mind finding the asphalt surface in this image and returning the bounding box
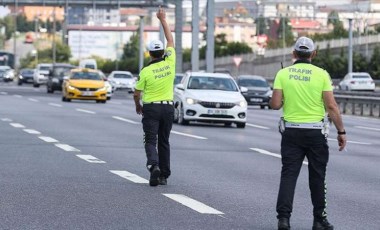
[0,82,379,230]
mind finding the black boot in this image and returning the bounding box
[278,218,290,230]
[149,166,160,187]
[159,177,167,185]
[312,218,334,230]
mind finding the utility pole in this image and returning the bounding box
[282,17,286,64]
[206,0,215,72]
[191,0,199,71]
[138,15,144,71]
[52,5,56,64]
[13,0,18,69]
[175,0,183,73]
[348,18,353,74]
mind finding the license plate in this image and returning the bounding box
[208,109,227,115]
[81,91,94,96]
[250,98,263,102]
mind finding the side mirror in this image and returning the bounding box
[175,83,185,91]
[240,86,248,93]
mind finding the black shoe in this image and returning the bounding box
[149,166,160,187]
[159,177,167,185]
[278,218,290,230]
[312,218,334,230]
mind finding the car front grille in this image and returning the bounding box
[199,101,235,109]
[77,87,98,91]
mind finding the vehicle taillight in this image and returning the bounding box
[350,81,355,84]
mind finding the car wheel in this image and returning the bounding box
[178,105,189,125]
[33,83,40,88]
[62,96,66,102]
[18,81,22,86]
[173,107,179,123]
[236,122,246,128]
[47,87,54,93]
[107,97,111,100]
[260,105,265,109]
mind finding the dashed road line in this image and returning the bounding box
[112,116,139,124]
[110,170,149,184]
[76,155,106,163]
[355,126,380,132]
[28,98,39,102]
[10,123,25,128]
[49,103,62,107]
[76,108,96,114]
[39,136,59,143]
[246,123,270,129]
[250,148,308,165]
[0,92,8,95]
[163,194,224,215]
[23,129,41,134]
[171,130,208,140]
[55,144,80,152]
[1,118,12,122]
[13,94,23,98]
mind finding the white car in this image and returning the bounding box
[107,71,135,93]
[33,63,52,87]
[97,70,114,100]
[174,72,248,128]
[338,72,375,91]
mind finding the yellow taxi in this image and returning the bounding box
[62,68,107,103]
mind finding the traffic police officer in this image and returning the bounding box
[133,7,175,187]
[270,36,347,230]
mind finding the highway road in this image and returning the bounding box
[0,82,379,230]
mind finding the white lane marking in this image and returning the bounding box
[0,92,8,95]
[39,136,59,143]
[55,144,80,152]
[23,129,41,134]
[76,155,106,163]
[76,108,96,114]
[163,194,224,215]
[112,116,139,124]
[13,94,23,98]
[110,170,148,184]
[10,123,25,128]
[171,130,208,140]
[250,148,308,165]
[1,118,12,122]
[28,98,39,102]
[327,138,371,145]
[246,123,270,129]
[355,126,380,132]
[49,103,62,107]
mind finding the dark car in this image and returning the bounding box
[18,68,35,85]
[47,63,76,93]
[174,73,184,85]
[237,75,273,109]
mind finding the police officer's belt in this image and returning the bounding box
[285,122,323,129]
[144,101,173,105]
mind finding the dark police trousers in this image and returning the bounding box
[142,103,174,178]
[276,128,329,220]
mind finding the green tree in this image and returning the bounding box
[369,46,380,79]
[122,33,139,59]
[277,17,294,47]
[255,15,267,35]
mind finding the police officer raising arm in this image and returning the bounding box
[133,6,175,187]
[270,37,346,230]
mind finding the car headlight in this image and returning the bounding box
[19,75,23,79]
[265,90,273,97]
[97,86,107,91]
[186,98,199,105]
[68,85,76,90]
[237,100,247,107]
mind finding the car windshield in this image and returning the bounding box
[114,73,133,79]
[21,69,34,74]
[174,75,183,85]
[352,75,370,79]
[54,67,73,78]
[40,66,51,71]
[0,69,7,76]
[84,64,95,69]
[239,78,268,87]
[71,72,102,80]
[187,76,238,91]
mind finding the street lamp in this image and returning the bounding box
[13,0,18,69]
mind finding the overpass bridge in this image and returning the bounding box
[0,0,166,7]
[185,34,380,79]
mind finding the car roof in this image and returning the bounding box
[71,68,99,73]
[187,72,232,79]
[53,63,76,68]
[111,71,132,74]
[237,75,267,80]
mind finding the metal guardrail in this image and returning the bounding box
[0,0,166,7]
[335,95,380,117]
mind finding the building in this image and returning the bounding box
[10,6,64,21]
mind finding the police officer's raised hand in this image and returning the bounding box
[337,133,347,151]
[156,6,166,21]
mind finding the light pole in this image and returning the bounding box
[13,0,18,69]
[348,18,353,74]
[139,15,144,71]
